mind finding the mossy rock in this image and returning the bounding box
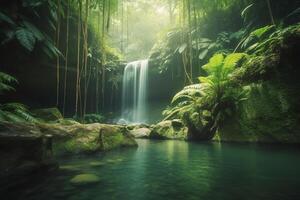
[70,174,100,186]
[51,124,137,156]
[150,120,188,140]
[57,119,80,126]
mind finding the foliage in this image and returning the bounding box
[0,2,60,57]
[163,53,250,136]
[0,72,18,94]
[0,72,37,123]
[0,103,37,123]
[82,114,105,124]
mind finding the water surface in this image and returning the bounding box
[9,139,300,200]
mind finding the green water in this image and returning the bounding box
[9,140,300,200]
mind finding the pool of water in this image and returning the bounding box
[7,139,300,200]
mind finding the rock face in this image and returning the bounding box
[214,31,300,144]
[149,119,188,140]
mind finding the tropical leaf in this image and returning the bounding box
[202,54,224,74]
[15,28,36,51]
[0,72,18,83]
[23,21,44,41]
[250,25,275,39]
[0,11,15,25]
[178,43,187,54]
[223,53,246,70]
[241,4,253,18]
[199,49,209,60]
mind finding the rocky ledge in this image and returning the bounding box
[0,120,137,191]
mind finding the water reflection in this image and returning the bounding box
[6,140,300,200]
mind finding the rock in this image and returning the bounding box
[0,126,58,191]
[31,107,63,122]
[70,174,100,186]
[129,128,151,138]
[0,121,137,157]
[106,158,123,164]
[126,123,150,130]
[150,119,188,140]
[57,118,80,126]
[89,161,105,167]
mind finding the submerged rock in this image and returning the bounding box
[70,174,100,186]
[89,161,105,167]
[149,119,188,140]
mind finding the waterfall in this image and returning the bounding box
[121,59,149,124]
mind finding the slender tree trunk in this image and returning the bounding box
[102,0,107,109]
[63,0,70,116]
[75,1,82,116]
[83,0,89,117]
[121,0,124,53]
[187,0,193,83]
[96,9,101,114]
[266,0,275,25]
[126,2,129,54]
[56,0,61,107]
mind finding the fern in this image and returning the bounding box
[0,11,15,25]
[23,21,44,41]
[0,72,17,93]
[223,53,247,70]
[15,28,36,51]
[0,103,38,123]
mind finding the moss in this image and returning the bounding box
[216,81,300,143]
[150,120,188,140]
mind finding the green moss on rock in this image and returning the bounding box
[150,120,188,140]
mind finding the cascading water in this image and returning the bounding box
[121,59,149,124]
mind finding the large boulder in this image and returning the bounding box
[149,119,188,140]
[0,121,137,157]
[129,128,151,138]
[36,123,137,156]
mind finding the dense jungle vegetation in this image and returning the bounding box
[1,0,300,199]
[1,0,299,141]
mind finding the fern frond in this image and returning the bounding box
[0,11,15,25]
[0,72,18,83]
[223,53,247,70]
[16,28,36,51]
[203,54,224,74]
